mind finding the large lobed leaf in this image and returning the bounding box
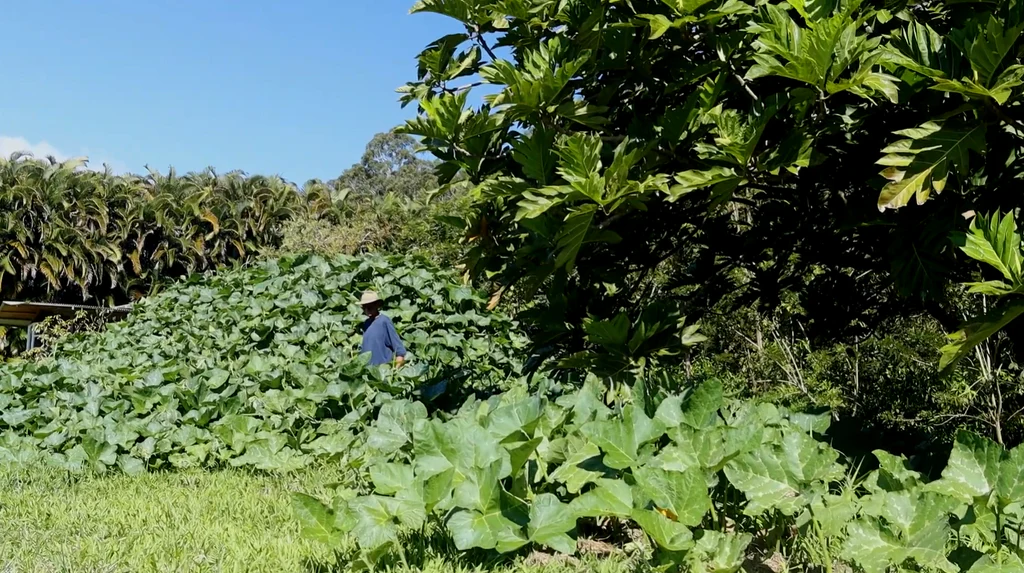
[960,211,1024,293]
[633,465,711,527]
[876,122,986,211]
[927,430,1024,510]
[843,492,959,573]
[939,300,1024,372]
[581,404,665,470]
[724,428,844,516]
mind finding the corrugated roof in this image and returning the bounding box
[0,301,132,327]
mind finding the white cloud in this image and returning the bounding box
[0,135,128,174]
[0,136,66,161]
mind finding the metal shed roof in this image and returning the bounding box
[0,301,133,327]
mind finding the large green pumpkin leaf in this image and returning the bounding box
[549,439,610,493]
[843,520,915,573]
[843,491,959,573]
[570,478,634,518]
[366,400,428,455]
[681,379,723,430]
[66,437,118,472]
[414,417,508,484]
[956,500,999,549]
[447,508,529,553]
[117,455,146,476]
[997,445,1024,510]
[507,437,542,477]
[229,441,308,472]
[486,396,543,441]
[873,450,922,491]
[669,422,762,474]
[558,377,612,427]
[927,430,1004,503]
[453,459,505,513]
[370,463,416,496]
[581,404,665,470]
[724,429,843,515]
[924,430,1024,510]
[633,466,711,527]
[632,508,694,551]
[291,493,344,547]
[803,491,859,538]
[654,395,685,429]
[527,493,577,554]
[348,494,426,552]
[688,530,753,573]
[968,554,1024,573]
[784,409,831,435]
[649,442,700,474]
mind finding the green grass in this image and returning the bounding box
[0,465,340,573]
[0,465,637,573]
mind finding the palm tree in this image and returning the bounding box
[0,153,320,307]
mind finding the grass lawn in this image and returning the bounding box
[0,465,636,573]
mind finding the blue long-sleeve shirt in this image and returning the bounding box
[360,314,406,366]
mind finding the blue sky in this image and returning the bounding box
[0,1,461,182]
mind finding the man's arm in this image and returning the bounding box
[385,318,407,366]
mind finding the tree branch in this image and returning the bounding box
[746,182,797,196]
[597,211,628,230]
[443,81,484,94]
[729,61,758,102]
[472,28,499,62]
[987,101,1024,136]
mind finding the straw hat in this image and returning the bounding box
[359,290,382,305]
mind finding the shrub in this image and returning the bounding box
[296,379,1024,573]
[271,192,468,271]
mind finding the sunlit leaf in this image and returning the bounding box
[877,122,986,211]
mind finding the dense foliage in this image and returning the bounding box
[695,305,968,448]
[0,255,530,472]
[296,380,1024,572]
[9,3,1024,572]
[272,189,469,271]
[21,310,117,359]
[942,211,1024,370]
[335,131,439,199]
[285,2,1024,566]
[0,133,456,355]
[0,155,325,305]
[268,129,468,279]
[398,0,1024,382]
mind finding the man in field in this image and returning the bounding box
[359,290,406,367]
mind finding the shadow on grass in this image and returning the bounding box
[301,525,651,573]
[302,526,513,572]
